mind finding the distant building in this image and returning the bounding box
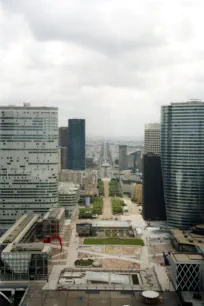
[59,127,68,169]
[120,174,142,196]
[119,145,128,171]
[59,169,85,186]
[161,101,204,228]
[67,119,85,170]
[0,104,58,228]
[144,123,160,155]
[131,183,142,205]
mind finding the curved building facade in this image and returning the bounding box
[161,101,204,228]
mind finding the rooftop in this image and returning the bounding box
[0,215,39,245]
[171,253,203,263]
[91,220,130,228]
[43,207,65,221]
[58,182,80,194]
[170,227,204,253]
[2,242,51,254]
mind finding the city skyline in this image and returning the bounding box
[1,1,204,138]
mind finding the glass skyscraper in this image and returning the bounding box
[161,101,204,228]
[67,119,85,170]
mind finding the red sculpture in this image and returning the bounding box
[43,234,62,252]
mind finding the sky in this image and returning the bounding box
[0,0,204,139]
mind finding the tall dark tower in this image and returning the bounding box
[67,119,85,170]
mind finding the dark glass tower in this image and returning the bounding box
[67,119,85,170]
[161,101,204,229]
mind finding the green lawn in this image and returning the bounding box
[83,238,144,246]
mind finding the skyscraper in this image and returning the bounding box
[0,104,58,228]
[119,145,128,171]
[161,101,204,228]
[59,127,68,170]
[67,119,85,170]
[144,123,160,155]
[142,123,166,221]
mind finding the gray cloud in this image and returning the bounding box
[0,0,204,139]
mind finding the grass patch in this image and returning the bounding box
[79,197,103,218]
[84,238,144,246]
[75,259,94,266]
[111,197,125,214]
[109,179,122,197]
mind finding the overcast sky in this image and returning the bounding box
[0,0,204,139]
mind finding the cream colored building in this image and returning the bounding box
[131,183,142,204]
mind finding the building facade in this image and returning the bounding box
[144,123,160,155]
[119,145,128,171]
[142,122,166,221]
[67,119,85,170]
[0,104,58,228]
[59,127,68,170]
[161,101,204,228]
[142,155,166,221]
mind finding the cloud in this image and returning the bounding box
[0,0,204,139]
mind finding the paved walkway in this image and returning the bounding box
[101,178,113,219]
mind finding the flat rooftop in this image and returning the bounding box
[172,253,203,263]
[2,242,51,254]
[170,228,204,253]
[91,220,130,228]
[0,215,39,244]
[43,207,65,221]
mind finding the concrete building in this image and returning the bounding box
[144,123,160,155]
[161,101,204,228]
[67,119,85,170]
[58,182,80,217]
[119,145,128,171]
[59,169,85,186]
[0,104,58,228]
[119,174,142,196]
[60,147,68,170]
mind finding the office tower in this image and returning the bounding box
[0,104,59,228]
[119,145,128,171]
[59,127,68,170]
[144,123,160,155]
[59,127,68,148]
[142,123,166,221]
[161,101,204,228]
[67,119,85,170]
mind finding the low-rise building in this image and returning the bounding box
[169,252,204,291]
[0,243,52,281]
[120,174,142,196]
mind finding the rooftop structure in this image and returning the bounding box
[42,208,65,235]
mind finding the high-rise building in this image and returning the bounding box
[143,154,166,221]
[67,119,85,170]
[119,145,128,171]
[59,127,68,170]
[59,127,68,148]
[161,101,204,228]
[142,123,166,221]
[144,123,160,155]
[0,104,58,228]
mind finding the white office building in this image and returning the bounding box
[0,104,58,228]
[144,123,160,155]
